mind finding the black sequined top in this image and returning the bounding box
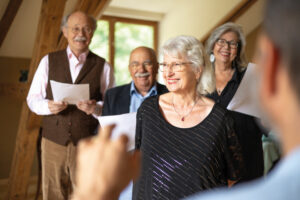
[133,96,244,200]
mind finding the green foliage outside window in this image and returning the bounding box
[90,20,154,86]
[90,20,109,61]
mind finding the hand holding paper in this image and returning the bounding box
[98,113,137,151]
[76,100,99,115]
[50,80,90,104]
[48,100,68,114]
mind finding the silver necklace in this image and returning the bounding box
[172,95,199,121]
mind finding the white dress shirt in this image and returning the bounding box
[27,46,115,115]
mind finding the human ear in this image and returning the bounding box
[62,27,68,38]
[195,66,202,80]
[261,36,280,97]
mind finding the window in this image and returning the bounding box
[90,16,158,86]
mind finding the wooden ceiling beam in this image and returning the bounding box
[0,0,23,47]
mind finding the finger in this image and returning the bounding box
[99,124,116,141]
[53,101,64,105]
[131,150,141,181]
[117,134,129,151]
[89,100,96,105]
[77,137,93,152]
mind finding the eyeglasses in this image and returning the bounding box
[68,26,93,34]
[158,62,192,72]
[129,61,153,69]
[216,39,239,49]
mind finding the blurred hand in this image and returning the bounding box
[48,100,68,114]
[76,100,100,115]
[73,125,141,200]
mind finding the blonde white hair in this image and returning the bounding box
[205,22,247,71]
[161,35,215,95]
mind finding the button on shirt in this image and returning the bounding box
[129,81,158,112]
[27,46,115,115]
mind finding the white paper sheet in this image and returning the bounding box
[50,80,89,104]
[227,63,261,118]
[98,112,137,151]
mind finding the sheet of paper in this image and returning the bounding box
[98,112,137,151]
[50,80,89,104]
[227,63,262,118]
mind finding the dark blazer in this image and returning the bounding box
[102,82,168,116]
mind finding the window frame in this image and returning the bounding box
[99,15,158,68]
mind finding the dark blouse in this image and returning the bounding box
[207,66,264,182]
[133,96,244,200]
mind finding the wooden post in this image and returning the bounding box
[6,0,67,199]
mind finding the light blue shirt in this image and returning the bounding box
[129,81,158,112]
[119,81,158,200]
[185,147,300,200]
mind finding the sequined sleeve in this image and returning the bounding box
[223,113,245,181]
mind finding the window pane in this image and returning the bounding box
[90,20,109,61]
[114,22,154,85]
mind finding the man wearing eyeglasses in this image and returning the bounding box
[102,46,167,116]
[27,11,114,200]
[102,46,167,200]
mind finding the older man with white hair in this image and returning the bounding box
[27,11,114,200]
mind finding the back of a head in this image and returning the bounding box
[264,0,300,102]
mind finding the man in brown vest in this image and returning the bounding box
[27,11,114,200]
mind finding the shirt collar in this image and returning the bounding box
[66,46,89,63]
[228,65,245,84]
[130,81,158,97]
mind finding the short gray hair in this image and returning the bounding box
[161,35,215,95]
[205,22,247,71]
[61,11,97,31]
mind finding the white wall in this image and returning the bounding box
[235,0,265,36]
[159,0,242,46]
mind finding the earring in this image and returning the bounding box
[210,53,215,63]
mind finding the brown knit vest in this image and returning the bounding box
[42,49,105,145]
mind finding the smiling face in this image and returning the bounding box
[162,54,201,94]
[62,11,94,57]
[213,31,239,66]
[129,47,158,96]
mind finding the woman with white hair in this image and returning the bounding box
[205,22,265,182]
[133,35,244,199]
